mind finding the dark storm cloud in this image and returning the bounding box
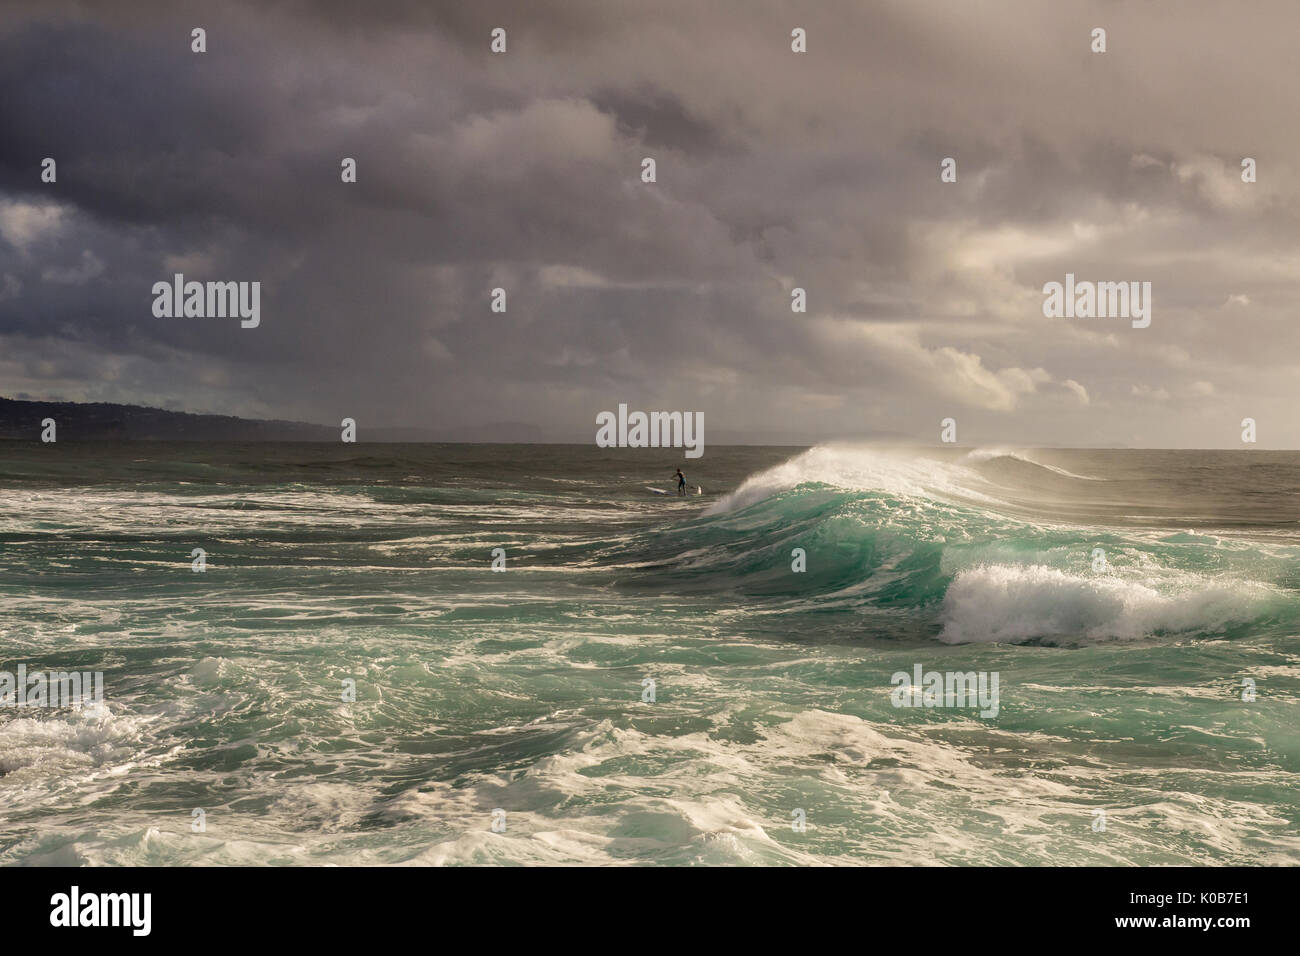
[590,86,731,156]
[2,0,1300,444]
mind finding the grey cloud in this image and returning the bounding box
[2,0,1299,445]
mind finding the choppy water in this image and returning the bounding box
[1,441,1298,865]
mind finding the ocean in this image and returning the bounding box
[1,442,1297,865]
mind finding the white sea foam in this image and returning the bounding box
[940,563,1279,643]
[706,444,992,515]
[0,703,156,784]
[706,443,1114,518]
[5,446,1298,868]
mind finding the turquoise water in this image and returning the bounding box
[1,442,1298,865]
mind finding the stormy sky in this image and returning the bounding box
[2,0,1298,446]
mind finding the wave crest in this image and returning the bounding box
[705,444,990,515]
[939,564,1279,644]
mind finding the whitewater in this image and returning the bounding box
[1,441,1297,865]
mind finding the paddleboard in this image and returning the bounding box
[645,487,670,495]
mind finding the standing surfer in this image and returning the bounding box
[675,468,687,496]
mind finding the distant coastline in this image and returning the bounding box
[0,397,806,444]
[0,396,557,442]
[0,396,338,442]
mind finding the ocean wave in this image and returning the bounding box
[705,444,995,515]
[660,444,1298,642]
[939,564,1282,644]
[705,443,1105,518]
[959,447,1104,481]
